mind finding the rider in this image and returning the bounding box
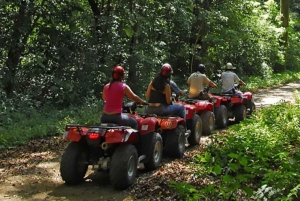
[221,62,246,96]
[101,66,147,129]
[187,64,217,100]
[145,63,186,121]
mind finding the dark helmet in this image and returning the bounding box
[161,63,173,77]
[195,64,206,73]
[112,66,124,79]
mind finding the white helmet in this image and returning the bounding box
[226,62,236,70]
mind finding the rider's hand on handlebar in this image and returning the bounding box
[141,101,148,105]
[210,82,217,88]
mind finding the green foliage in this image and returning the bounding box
[243,71,300,92]
[1,0,300,107]
[171,96,300,200]
[0,93,103,149]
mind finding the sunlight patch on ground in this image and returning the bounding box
[258,97,285,105]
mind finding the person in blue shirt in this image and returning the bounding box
[170,80,188,101]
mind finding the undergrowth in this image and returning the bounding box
[0,95,103,149]
[171,93,300,200]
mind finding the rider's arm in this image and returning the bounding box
[234,73,246,86]
[187,76,191,86]
[170,80,187,96]
[204,76,217,88]
[209,80,217,88]
[239,80,246,86]
[165,84,172,104]
[124,85,147,104]
[102,86,106,101]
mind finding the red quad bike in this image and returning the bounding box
[145,98,190,158]
[177,98,215,137]
[152,115,190,158]
[60,102,163,190]
[210,93,229,129]
[210,72,256,124]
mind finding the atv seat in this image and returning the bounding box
[99,123,119,127]
[155,115,181,119]
[139,113,158,118]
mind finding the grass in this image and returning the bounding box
[171,95,300,200]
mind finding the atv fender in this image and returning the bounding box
[138,117,157,135]
[105,129,139,144]
[159,117,184,130]
[212,96,222,107]
[184,105,195,120]
[243,92,253,100]
[195,101,214,112]
[230,96,243,104]
[64,127,89,142]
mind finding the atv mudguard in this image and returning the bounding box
[105,128,139,144]
[194,101,214,112]
[243,92,253,100]
[184,104,195,120]
[138,117,158,135]
[158,117,184,130]
[64,127,89,142]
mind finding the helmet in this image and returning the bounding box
[112,66,124,79]
[196,64,206,73]
[225,62,236,70]
[161,63,173,77]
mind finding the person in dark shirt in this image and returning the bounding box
[145,63,185,120]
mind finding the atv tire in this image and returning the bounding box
[200,111,215,135]
[234,105,247,123]
[144,132,163,171]
[60,142,89,185]
[164,125,186,158]
[247,99,256,115]
[110,144,138,190]
[215,105,228,128]
[188,114,202,146]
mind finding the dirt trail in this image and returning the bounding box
[253,82,300,106]
[1,82,300,201]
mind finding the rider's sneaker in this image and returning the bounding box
[209,97,217,104]
[185,129,191,137]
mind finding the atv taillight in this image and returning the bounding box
[87,132,100,140]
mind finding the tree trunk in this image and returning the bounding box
[88,0,111,66]
[280,0,289,71]
[189,0,210,74]
[126,0,139,93]
[3,1,39,97]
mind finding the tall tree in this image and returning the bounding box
[280,0,290,71]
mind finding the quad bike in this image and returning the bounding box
[177,97,215,136]
[60,102,163,190]
[151,115,189,158]
[210,72,256,123]
[144,97,191,158]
